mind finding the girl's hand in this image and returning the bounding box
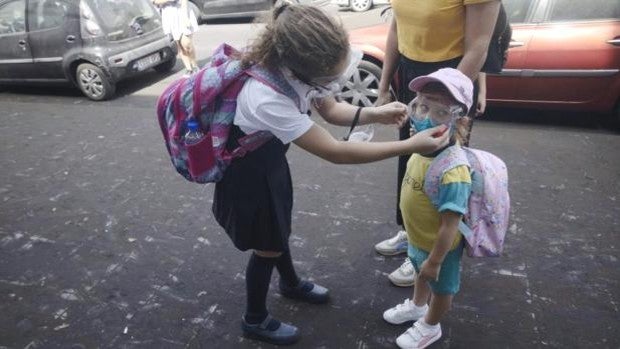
[370,101,407,127]
[419,259,441,282]
[407,125,450,154]
[376,89,393,107]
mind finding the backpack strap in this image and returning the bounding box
[423,145,474,239]
[247,66,301,111]
[224,65,302,158]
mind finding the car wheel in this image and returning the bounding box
[350,0,372,12]
[76,63,115,101]
[339,60,392,107]
[154,57,177,73]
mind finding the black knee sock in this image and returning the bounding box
[275,250,301,288]
[245,253,276,324]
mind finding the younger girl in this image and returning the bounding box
[382,68,474,349]
[211,4,450,346]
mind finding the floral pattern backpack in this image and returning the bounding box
[157,44,300,183]
[423,145,510,257]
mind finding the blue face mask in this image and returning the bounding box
[410,115,439,133]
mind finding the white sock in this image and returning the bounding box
[413,303,428,312]
[419,318,440,330]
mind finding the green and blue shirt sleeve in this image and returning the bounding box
[437,165,472,215]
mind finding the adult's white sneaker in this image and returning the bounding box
[383,298,428,325]
[388,258,416,287]
[375,230,408,256]
[396,320,442,349]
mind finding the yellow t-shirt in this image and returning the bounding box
[399,154,471,252]
[391,0,495,62]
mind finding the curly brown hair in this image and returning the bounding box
[242,3,350,82]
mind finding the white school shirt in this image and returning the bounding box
[234,69,316,145]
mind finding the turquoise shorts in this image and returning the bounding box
[408,243,464,295]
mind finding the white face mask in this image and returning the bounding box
[346,124,374,142]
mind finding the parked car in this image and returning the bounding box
[340,0,620,120]
[188,0,277,21]
[0,0,178,100]
[331,0,389,13]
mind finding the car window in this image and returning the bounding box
[503,0,532,24]
[548,0,620,21]
[86,0,159,41]
[29,0,70,31]
[0,0,26,35]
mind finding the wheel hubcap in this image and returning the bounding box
[79,69,104,98]
[339,67,379,107]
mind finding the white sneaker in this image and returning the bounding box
[388,258,416,287]
[396,320,442,349]
[375,230,408,256]
[383,298,428,325]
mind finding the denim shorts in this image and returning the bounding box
[408,243,464,295]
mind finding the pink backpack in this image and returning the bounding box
[423,145,510,257]
[157,44,300,183]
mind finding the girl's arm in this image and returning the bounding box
[419,211,462,281]
[476,72,487,116]
[457,1,501,80]
[293,123,449,164]
[376,17,399,106]
[315,96,407,128]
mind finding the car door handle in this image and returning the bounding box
[66,35,76,43]
[607,38,620,46]
[18,39,26,46]
[509,40,525,48]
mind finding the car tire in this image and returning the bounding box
[76,63,115,101]
[338,60,394,107]
[350,0,372,12]
[154,57,177,73]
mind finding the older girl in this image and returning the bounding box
[211,4,450,345]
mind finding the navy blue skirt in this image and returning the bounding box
[212,126,293,252]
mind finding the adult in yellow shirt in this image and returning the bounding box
[373,0,499,287]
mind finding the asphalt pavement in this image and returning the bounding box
[1,5,619,349]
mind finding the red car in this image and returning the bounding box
[340,0,620,120]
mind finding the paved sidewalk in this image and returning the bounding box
[1,99,619,348]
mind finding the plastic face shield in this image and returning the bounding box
[407,95,465,130]
[312,48,363,88]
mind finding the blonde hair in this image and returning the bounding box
[418,82,469,145]
[242,3,349,81]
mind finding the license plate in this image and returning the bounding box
[135,53,161,71]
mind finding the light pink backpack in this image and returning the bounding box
[423,145,510,257]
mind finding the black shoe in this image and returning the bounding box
[279,280,330,304]
[241,314,300,345]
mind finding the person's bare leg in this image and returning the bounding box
[176,40,192,71]
[180,35,198,70]
[412,273,431,306]
[424,293,453,325]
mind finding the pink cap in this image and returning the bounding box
[408,68,474,112]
